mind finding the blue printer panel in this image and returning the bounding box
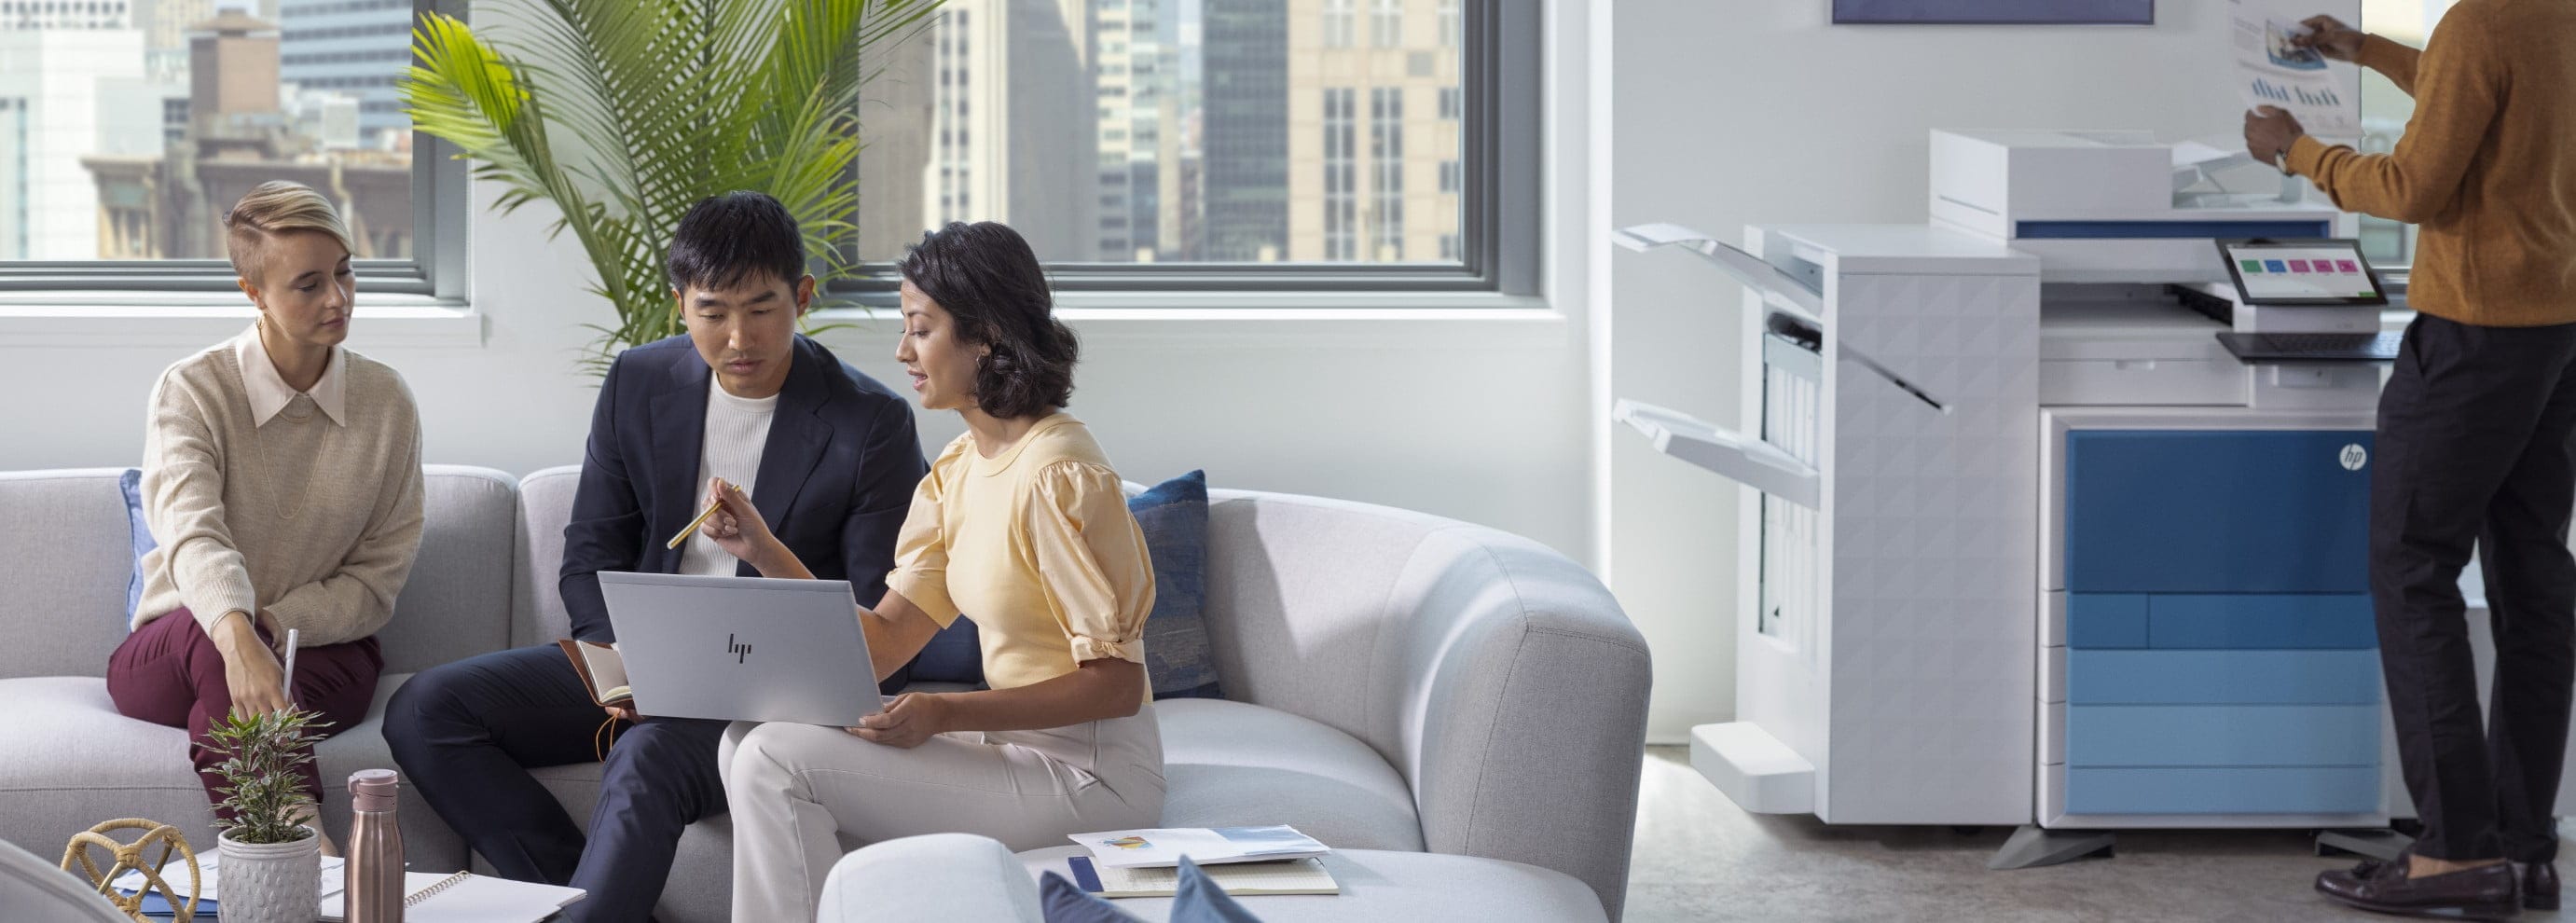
[2065,430,2372,594]
[2059,428,2380,818]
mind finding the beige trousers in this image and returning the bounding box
[722,705,1165,921]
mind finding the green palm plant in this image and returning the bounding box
[401,0,943,373]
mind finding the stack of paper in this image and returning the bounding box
[1068,825,1329,869]
[1065,825,1340,898]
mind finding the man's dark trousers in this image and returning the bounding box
[2376,312,2576,862]
[382,646,721,923]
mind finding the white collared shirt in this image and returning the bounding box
[233,324,348,426]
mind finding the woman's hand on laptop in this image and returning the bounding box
[848,693,947,749]
[703,477,793,574]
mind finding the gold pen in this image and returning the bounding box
[666,479,729,550]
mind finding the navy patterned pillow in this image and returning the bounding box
[1132,470,1219,700]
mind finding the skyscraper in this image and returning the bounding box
[276,0,408,145]
[0,2,148,259]
[1285,0,1461,263]
[912,0,1093,262]
[1199,0,1285,261]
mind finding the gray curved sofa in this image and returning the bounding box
[0,465,1650,921]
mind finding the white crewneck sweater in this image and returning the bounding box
[677,380,778,576]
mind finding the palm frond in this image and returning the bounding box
[404,0,941,367]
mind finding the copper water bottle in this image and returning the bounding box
[345,768,406,922]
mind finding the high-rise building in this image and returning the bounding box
[909,0,1094,262]
[1285,0,1461,262]
[0,1,149,259]
[277,0,407,145]
[133,0,210,81]
[85,8,408,260]
[857,10,936,264]
[1200,0,1284,261]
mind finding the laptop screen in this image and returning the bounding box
[2217,239,2390,307]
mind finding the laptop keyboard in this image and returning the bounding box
[2256,332,2402,358]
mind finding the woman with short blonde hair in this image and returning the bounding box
[106,181,424,853]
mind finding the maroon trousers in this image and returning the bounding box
[106,608,382,812]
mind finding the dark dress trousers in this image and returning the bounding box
[383,334,933,922]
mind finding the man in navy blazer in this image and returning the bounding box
[384,193,939,922]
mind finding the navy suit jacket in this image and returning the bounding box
[557,335,930,686]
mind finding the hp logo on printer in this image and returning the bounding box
[2339,444,2369,472]
[726,632,752,665]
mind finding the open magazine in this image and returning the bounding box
[1068,825,1329,870]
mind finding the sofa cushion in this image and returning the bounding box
[1016,847,1606,923]
[376,467,518,676]
[0,675,463,873]
[0,470,145,679]
[120,469,155,627]
[1154,698,1423,853]
[1134,471,1219,700]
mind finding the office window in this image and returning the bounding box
[0,0,458,294]
[1370,86,1401,261]
[2354,0,2456,269]
[1322,87,1357,261]
[1323,0,1355,49]
[845,1,1536,297]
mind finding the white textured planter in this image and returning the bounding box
[216,826,320,923]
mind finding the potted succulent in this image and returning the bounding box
[206,709,327,923]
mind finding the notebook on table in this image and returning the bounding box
[322,870,584,922]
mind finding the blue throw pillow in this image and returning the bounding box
[1130,470,1220,700]
[1039,871,1144,923]
[1170,855,1265,923]
[906,615,984,685]
[119,468,157,627]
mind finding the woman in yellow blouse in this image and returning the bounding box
[702,221,1163,920]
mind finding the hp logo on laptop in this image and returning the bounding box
[2339,444,2368,472]
[727,632,752,665]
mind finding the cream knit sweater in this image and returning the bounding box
[132,326,425,646]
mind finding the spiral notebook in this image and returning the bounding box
[320,870,584,922]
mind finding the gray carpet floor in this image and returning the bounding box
[1621,746,2566,922]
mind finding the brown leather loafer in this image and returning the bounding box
[2525,861,2557,911]
[2316,855,2520,919]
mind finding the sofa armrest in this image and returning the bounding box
[1398,529,1652,921]
[819,833,1041,923]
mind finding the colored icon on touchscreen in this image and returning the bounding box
[2240,259,2265,273]
[2288,259,2311,272]
[2336,260,2360,272]
[2264,260,2289,272]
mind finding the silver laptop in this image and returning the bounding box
[597,572,883,726]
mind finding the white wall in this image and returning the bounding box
[1605,0,2354,742]
[0,1,1600,571]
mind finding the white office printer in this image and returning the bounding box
[1617,128,2454,869]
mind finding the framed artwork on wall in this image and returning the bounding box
[1832,1,2154,24]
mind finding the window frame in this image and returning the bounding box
[0,0,469,303]
[829,0,1540,309]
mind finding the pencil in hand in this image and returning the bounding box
[667,479,730,550]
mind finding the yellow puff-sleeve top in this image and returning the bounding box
[886,413,1156,697]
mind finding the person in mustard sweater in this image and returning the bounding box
[698,220,1162,920]
[109,181,425,856]
[2245,4,2576,916]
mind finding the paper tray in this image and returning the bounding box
[1615,398,1820,510]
